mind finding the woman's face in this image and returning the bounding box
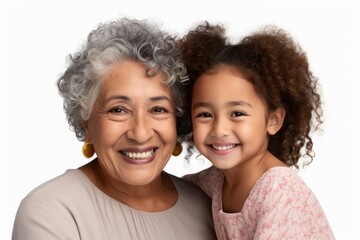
[86,60,177,186]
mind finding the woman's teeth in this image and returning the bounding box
[122,150,155,159]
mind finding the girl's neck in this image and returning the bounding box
[221,151,287,213]
[222,151,286,185]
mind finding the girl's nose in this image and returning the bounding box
[210,117,230,138]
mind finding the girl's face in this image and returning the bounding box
[191,66,278,171]
[86,60,177,186]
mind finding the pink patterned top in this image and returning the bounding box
[184,166,335,240]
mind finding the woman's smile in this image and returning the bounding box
[87,60,177,185]
[120,148,157,164]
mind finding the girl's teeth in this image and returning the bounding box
[212,144,235,151]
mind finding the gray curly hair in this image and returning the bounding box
[57,17,189,141]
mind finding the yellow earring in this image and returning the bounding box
[82,142,94,158]
[172,142,183,156]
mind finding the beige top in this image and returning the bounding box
[12,169,216,240]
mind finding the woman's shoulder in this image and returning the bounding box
[16,169,96,219]
[23,169,89,201]
[170,173,210,197]
[12,170,90,239]
[169,174,214,218]
[181,166,222,197]
[182,165,221,183]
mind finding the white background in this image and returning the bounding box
[1,0,359,239]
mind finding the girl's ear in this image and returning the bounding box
[267,107,285,135]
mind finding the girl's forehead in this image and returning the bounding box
[192,68,269,111]
[194,69,254,99]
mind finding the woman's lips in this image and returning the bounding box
[120,148,157,164]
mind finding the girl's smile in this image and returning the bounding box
[191,66,277,172]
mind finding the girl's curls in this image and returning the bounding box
[178,22,323,168]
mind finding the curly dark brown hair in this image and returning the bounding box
[177,22,323,168]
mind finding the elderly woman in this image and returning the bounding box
[12,17,216,240]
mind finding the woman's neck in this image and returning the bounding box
[79,159,177,212]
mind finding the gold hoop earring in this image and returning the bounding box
[172,142,183,157]
[82,142,94,158]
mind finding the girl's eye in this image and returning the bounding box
[196,112,212,118]
[231,111,246,117]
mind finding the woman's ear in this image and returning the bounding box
[83,121,92,142]
[267,107,285,135]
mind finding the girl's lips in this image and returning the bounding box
[211,144,236,151]
[208,144,238,156]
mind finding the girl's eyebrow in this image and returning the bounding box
[227,100,252,108]
[192,102,210,110]
[193,100,252,110]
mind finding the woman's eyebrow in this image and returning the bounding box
[103,95,171,104]
[149,96,172,103]
[103,95,130,104]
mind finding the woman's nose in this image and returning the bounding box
[126,113,154,143]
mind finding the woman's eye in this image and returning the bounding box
[106,106,131,121]
[108,107,126,114]
[149,106,172,120]
[151,106,170,114]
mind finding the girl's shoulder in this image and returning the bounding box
[247,166,315,209]
[244,168,335,239]
[261,166,300,181]
[261,166,306,190]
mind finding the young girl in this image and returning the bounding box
[178,23,335,239]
